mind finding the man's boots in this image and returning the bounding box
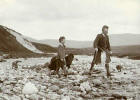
[105,64,111,78]
[89,62,95,74]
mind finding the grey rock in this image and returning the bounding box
[49,85,59,92]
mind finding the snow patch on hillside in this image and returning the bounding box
[3,27,43,53]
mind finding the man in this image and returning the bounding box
[89,25,112,78]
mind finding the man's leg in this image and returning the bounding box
[89,61,95,73]
[105,63,111,78]
[89,52,97,74]
[105,51,111,78]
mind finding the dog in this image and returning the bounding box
[65,53,74,69]
[47,53,74,76]
[116,65,123,72]
[12,60,22,69]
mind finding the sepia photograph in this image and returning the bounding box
[0,0,140,100]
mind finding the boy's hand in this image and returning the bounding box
[61,59,64,61]
[61,58,66,65]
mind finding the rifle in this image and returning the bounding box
[94,47,111,63]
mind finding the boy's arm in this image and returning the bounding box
[57,45,64,60]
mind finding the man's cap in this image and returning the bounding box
[102,25,109,31]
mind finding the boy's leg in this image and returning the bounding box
[62,59,67,76]
[56,67,61,77]
[63,66,67,77]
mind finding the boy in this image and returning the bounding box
[57,36,67,76]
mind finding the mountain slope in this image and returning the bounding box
[39,33,140,48]
[109,34,140,46]
[0,25,56,56]
[39,39,92,48]
[32,42,56,53]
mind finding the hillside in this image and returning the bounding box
[0,25,56,58]
[39,39,92,48]
[66,45,140,60]
[32,42,56,53]
[112,45,140,60]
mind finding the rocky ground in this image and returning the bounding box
[0,55,140,100]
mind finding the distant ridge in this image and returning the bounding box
[38,33,140,48]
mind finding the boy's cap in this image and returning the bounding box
[59,36,65,42]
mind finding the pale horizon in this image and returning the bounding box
[0,0,140,41]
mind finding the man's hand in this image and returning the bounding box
[110,51,112,55]
[95,48,98,52]
[107,51,112,55]
[105,50,112,55]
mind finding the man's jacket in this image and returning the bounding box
[94,33,111,51]
[92,33,111,64]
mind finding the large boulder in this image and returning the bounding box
[22,82,38,94]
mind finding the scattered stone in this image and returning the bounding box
[92,79,102,86]
[38,92,46,97]
[0,87,2,93]
[47,93,60,100]
[72,86,81,92]
[61,95,70,100]
[28,94,39,100]
[49,85,59,92]
[13,87,21,93]
[80,81,91,93]
[111,92,127,99]
[10,95,21,100]
[57,89,63,95]
[79,93,92,99]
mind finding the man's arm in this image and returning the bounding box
[107,36,111,51]
[93,34,100,49]
[108,42,111,51]
[106,36,112,55]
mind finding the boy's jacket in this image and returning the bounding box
[57,43,66,59]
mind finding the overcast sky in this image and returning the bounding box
[0,0,140,41]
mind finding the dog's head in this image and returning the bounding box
[68,53,74,60]
[116,65,123,72]
[65,53,74,66]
